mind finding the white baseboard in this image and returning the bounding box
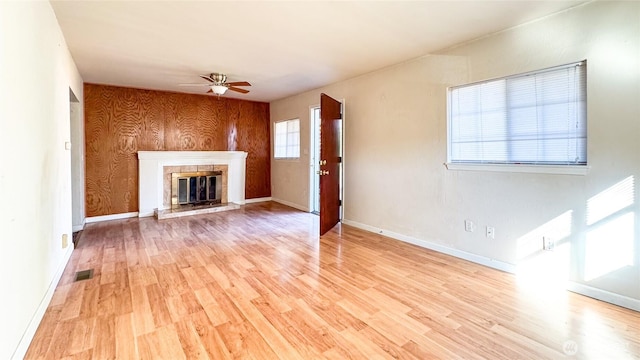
[341,219,517,274]
[12,243,74,359]
[72,219,86,232]
[86,212,139,223]
[341,219,639,312]
[245,197,272,204]
[271,198,310,212]
[567,281,640,312]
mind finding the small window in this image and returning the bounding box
[447,61,587,167]
[274,119,300,159]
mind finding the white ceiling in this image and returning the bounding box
[51,0,586,102]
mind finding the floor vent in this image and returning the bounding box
[75,269,94,282]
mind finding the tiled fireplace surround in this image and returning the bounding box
[137,151,248,219]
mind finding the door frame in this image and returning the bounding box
[309,105,321,214]
[308,99,345,220]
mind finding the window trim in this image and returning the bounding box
[444,162,590,175]
[273,118,301,160]
[446,60,587,174]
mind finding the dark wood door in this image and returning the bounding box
[319,93,342,236]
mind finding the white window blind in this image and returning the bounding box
[274,119,300,159]
[448,61,587,166]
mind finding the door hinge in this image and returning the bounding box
[338,199,342,206]
[338,156,342,163]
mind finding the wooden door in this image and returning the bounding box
[319,93,342,236]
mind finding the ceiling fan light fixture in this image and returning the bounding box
[211,85,228,95]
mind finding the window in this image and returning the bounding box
[447,61,586,169]
[274,119,300,159]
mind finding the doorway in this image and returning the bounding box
[311,95,344,235]
[70,89,84,234]
[309,104,344,217]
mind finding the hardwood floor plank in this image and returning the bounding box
[174,318,210,360]
[45,320,75,358]
[115,313,137,359]
[58,282,85,321]
[180,266,213,291]
[251,297,332,357]
[129,285,155,336]
[137,324,186,360]
[146,283,173,328]
[24,305,62,358]
[24,202,640,359]
[92,316,116,360]
[189,310,233,360]
[216,320,279,359]
[358,325,426,360]
[338,327,397,360]
[68,317,96,355]
[230,296,303,359]
[59,349,93,360]
[78,279,100,319]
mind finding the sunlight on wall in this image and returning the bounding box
[586,176,634,226]
[518,241,572,290]
[517,210,573,261]
[516,211,573,291]
[585,212,635,281]
[515,239,573,332]
[584,176,635,282]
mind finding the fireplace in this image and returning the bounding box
[171,171,222,207]
[138,151,247,218]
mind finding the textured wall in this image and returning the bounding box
[0,2,83,358]
[85,84,270,217]
[271,2,640,307]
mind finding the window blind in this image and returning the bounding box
[448,61,587,165]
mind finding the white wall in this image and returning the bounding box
[0,2,83,358]
[271,1,640,309]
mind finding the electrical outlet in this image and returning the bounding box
[543,236,554,251]
[62,233,69,248]
[486,226,495,239]
[464,220,475,232]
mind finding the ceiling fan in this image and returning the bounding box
[180,73,251,96]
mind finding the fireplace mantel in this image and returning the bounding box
[138,151,248,217]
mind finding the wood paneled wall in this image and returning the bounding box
[84,84,270,217]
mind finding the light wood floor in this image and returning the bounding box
[26,202,639,359]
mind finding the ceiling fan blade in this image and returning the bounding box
[206,89,213,93]
[225,81,251,87]
[227,86,250,94]
[199,75,215,83]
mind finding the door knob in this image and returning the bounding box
[322,170,330,175]
[319,160,327,165]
